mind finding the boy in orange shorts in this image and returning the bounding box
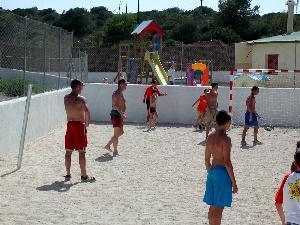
[192,89,208,130]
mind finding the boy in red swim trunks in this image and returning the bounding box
[105,79,127,156]
[64,79,95,182]
[192,89,209,130]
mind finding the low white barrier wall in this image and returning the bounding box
[0,88,70,154]
[83,83,300,127]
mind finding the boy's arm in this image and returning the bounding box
[275,204,285,225]
[84,100,90,127]
[204,143,211,171]
[223,137,238,193]
[275,174,289,225]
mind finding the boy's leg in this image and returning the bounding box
[206,123,211,140]
[208,206,224,225]
[254,126,259,142]
[65,151,72,176]
[242,126,249,142]
[148,113,154,128]
[193,112,200,127]
[112,127,124,155]
[153,113,158,127]
[79,151,87,177]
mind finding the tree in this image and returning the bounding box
[90,6,112,27]
[56,8,96,37]
[171,19,201,44]
[37,8,59,24]
[217,0,259,39]
[102,14,136,46]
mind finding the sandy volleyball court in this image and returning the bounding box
[0,123,299,225]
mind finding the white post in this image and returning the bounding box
[17,84,32,169]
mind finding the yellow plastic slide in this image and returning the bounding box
[145,52,168,85]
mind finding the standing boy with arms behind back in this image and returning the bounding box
[203,110,238,225]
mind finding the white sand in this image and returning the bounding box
[0,123,299,225]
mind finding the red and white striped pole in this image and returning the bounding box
[229,69,234,116]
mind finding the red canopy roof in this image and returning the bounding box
[131,20,163,38]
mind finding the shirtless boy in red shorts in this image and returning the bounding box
[64,79,95,182]
[105,79,127,156]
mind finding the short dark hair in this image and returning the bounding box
[152,89,158,93]
[294,151,300,167]
[216,110,231,126]
[151,79,158,84]
[211,83,218,88]
[296,140,300,149]
[118,79,127,85]
[251,86,259,92]
[71,79,83,89]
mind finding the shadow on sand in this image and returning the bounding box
[36,180,80,192]
[95,153,113,163]
[198,140,206,146]
[1,168,19,178]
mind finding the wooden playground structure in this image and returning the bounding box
[116,20,164,84]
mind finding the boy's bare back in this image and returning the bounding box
[64,93,86,122]
[205,131,232,169]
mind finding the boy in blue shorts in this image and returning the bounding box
[241,86,262,147]
[204,110,238,225]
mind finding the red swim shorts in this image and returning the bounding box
[197,104,207,113]
[111,115,123,128]
[65,121,87,151]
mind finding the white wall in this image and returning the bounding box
[84,83,300,127]
[0,88,70,154]
[235,42,253,69]
[83,83,230,125]
[252,43,300,70]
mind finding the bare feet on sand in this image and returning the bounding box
[104,145,112,152]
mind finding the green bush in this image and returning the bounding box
[3,77,27,97]
[0,77,7,92]
[1,77,53,97]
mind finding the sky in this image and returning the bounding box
[0,0,291,15]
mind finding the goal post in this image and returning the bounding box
[228,69,300,128]
[17,84,32,170]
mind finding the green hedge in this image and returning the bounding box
[0,77,53,97]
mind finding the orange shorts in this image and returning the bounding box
[197,104,207,113]
[65,121,87,151]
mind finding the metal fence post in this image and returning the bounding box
[180,41,184,82]
[58,28,62,89]
[79,49,82,81]
[85,51,88,82]
[17,84,32,169]
[43,23,47,88]
[23,17,27,95]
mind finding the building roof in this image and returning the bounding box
[131,20,163,38]
[247,31,300,44]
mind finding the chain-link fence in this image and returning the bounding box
[82,44,234,72]
[0,9,88,102]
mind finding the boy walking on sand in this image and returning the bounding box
[203,110,238,225]
[241,86,262,146]
[148,89,159,130]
